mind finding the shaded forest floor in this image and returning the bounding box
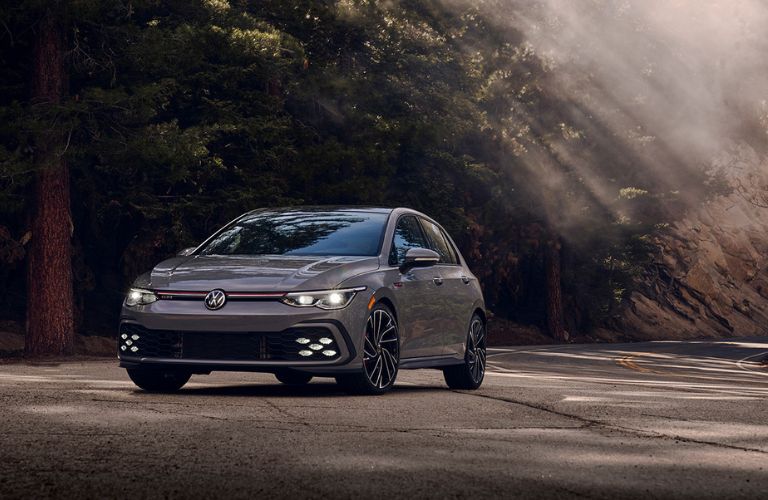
[485,317,555,346]
[0,321,115,358]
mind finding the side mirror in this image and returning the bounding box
[177,247,196,257]
[400,248,440,273]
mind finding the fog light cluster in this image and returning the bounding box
[120,332,139,354]
[294,335,338,358]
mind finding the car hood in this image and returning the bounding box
[142,255,380,292]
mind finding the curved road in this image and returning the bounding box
[0,338,766,498]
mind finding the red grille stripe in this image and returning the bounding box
[155,290,286,298]
[227,292,286,298]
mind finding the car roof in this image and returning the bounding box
[246,206,395,215]
[241,206,442,224]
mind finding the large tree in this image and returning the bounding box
[25,2,75,355]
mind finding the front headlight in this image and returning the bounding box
[281,287,366,310]
[125,288,158,307]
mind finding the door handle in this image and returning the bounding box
[433,277,444,286]
[461,276,471,284]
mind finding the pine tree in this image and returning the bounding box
[25,2,75,355]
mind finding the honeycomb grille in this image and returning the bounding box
[118,324,340,361]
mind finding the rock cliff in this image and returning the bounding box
[619,145,768,339]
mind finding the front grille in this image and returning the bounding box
[118,324,341,362]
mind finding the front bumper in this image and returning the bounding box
[118,292,371,374]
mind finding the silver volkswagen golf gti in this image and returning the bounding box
[119,207,486,394]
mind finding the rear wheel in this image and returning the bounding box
[336,304,399,395]
[443,314,486,390]
[127,368,191,393]
[275,370,313,386]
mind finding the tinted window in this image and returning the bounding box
[440,228,460,264]
[199,210,388,256]
[389,216,428,265]
[420,219,458,264]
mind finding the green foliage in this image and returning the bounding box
[0,0,717,333]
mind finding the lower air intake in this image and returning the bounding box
[118,324,340,362]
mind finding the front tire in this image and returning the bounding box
[275,370,313,386]
[127,368,191,393]
[443,314,486,390]
[336,304,399,395]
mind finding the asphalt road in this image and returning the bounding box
[1,339,767,499]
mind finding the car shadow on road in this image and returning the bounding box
[147,382,445,398]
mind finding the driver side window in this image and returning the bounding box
[389,216,428,266]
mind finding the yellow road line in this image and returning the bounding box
[616,354,664,374]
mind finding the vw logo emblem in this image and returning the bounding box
[204,289,227,310]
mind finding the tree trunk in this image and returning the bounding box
[25,6,75,356]
[544,237,569,342]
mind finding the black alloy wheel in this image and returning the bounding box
[336,303,399,395]
[444,314,486,390]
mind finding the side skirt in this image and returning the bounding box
[399,355,464,370]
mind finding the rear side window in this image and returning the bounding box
[389,216,428,265]
[419,219,458,265]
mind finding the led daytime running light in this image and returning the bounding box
[281,287,366,310]
[125,288,158,307]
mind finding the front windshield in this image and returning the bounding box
[198,210,389,257]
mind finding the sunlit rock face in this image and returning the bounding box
[619,145,768,339]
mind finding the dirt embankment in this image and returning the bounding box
[618,146,768,340]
